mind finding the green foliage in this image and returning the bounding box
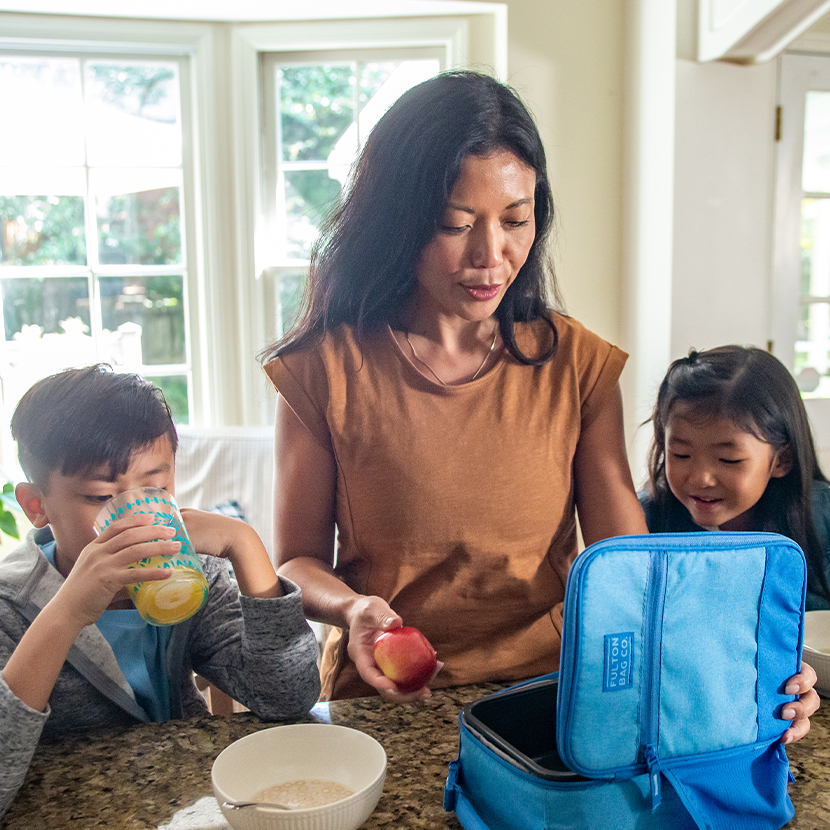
[0,195,86,266]
[88,63,176,119]
[148,376,188,423]
[1,189,183,352]
[99,187,181,266]
[279,65,355,162]
[278,271,306,335]
[1,276,90,341]
[0,483,19,540]
[277,63,398,255]
[278,63,395,162]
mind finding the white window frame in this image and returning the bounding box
[772,47,830,466]
[770,52,830,376]
[0,48,194,394]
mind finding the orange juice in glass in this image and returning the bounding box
[94,487,208,626]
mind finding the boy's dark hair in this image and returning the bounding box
[11,364,178,491]
[647,345,830,604]
[261,69,562,366]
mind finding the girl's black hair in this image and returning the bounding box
[260,70,563,366]
[11,364,178,491]
[647,345,830,604]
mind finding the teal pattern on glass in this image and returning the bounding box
[97,487,201,573]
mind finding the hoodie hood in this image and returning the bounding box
[0,528,147,721]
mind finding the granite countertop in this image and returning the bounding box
[1,683,828,829]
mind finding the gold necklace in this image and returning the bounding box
[404,324,499,386]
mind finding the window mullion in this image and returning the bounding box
[354,60,363,147]
[79,56,104,362]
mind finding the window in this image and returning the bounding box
[0,53,193,434]
[259,50,442,338]
[772,52,830,397]
[0,8,505,435]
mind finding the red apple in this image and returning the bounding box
[373,626,438,693]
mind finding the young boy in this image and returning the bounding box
[0,365,321,818]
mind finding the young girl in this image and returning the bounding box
[641,345,830,612]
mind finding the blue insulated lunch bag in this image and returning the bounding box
[444,532,807,830]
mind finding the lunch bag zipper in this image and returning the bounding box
[641,550,668,809]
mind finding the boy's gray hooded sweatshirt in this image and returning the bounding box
[0,527,321,818]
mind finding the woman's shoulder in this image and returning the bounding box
[518,310,624,357]
[263,324,396,402]
[547,309,602,336]
[519,309,586,336]
[264,325,345,360]
[526,312,628,386]
[264,325,360,375]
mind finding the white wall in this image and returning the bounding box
[480,0,676,478]
[810,11,830,31]
[476,0,626,345]
[671,59,778,357]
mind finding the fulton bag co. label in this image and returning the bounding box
[603,632,633,691]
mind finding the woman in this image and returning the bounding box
[261,71,816,742]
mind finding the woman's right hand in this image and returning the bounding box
[345,595,437,703]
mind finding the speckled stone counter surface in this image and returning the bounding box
[2,683,828,830]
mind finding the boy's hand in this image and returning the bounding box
[53,514,179,630]
[178,508,240,560]
[3,514,179,715]
[180,508,281,598]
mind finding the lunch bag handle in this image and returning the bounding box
[445,760,493,830]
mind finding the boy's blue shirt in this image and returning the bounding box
[39,541,172,722]
[94,611,171,721]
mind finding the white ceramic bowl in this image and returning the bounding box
[212,724,386,830]
[803,610,830,697]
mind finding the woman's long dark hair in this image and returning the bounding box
[647,346,830,604]
[260,70,562,365]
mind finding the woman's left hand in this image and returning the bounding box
[780,661,820,744]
